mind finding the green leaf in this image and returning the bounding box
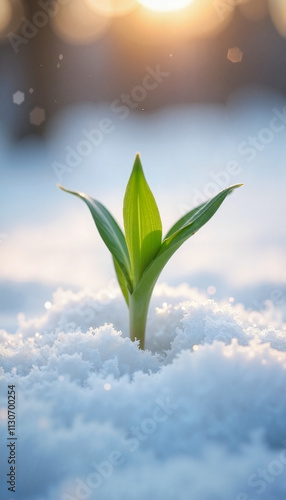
[113,256,129,306]
[163,184,243,248]
[58,185,132,292]
[133,184,243,301]
[164,202,206,240]
[123,154,162,287]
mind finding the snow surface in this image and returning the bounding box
[1,86,286,498]
[1,283,286,500]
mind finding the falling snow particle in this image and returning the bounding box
[59,54,63,60]
[227,47,243,63]
[13,91,25,105]
[207,285,216,295]
[45,301,52,310]
[104,383,112,391]
[30,107,45,126]
[29,88,34,94]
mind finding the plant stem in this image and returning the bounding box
[128,292,152,350]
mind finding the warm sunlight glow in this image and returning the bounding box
[269,0,286,37]
[85,0,136,18]
[0,0,12,35]
[116,0,233,45]
[137,0,193,12]
[52,0,110,45]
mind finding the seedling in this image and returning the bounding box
[59,154,242,349]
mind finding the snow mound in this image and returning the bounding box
[1,284,286,500]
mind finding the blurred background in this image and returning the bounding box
[1,0,286,331]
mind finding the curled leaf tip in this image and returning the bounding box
[224,183,244,194]
[230,183,244,192]
[57,184,71,194]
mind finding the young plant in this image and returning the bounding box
[58,154,242,350]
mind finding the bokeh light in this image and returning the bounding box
[30,107,46,126]
[269,0,286,37]
[51,0,110,45]
[227,47,243,63]
[115,0,233,46]
[137,0,193,12]
[0,0,11,36]
[85,0,137,18]
[13,91,25,105]
[0,0,24,39]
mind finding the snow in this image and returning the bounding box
[1,86,286,498]
[1,284,286,500]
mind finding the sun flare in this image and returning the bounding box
[137,0,193,12]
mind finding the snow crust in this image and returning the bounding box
[1,284,286,500]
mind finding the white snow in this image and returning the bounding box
[1,284,286,500]
[1,87,286,499]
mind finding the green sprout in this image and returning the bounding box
[58,154,242,350]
